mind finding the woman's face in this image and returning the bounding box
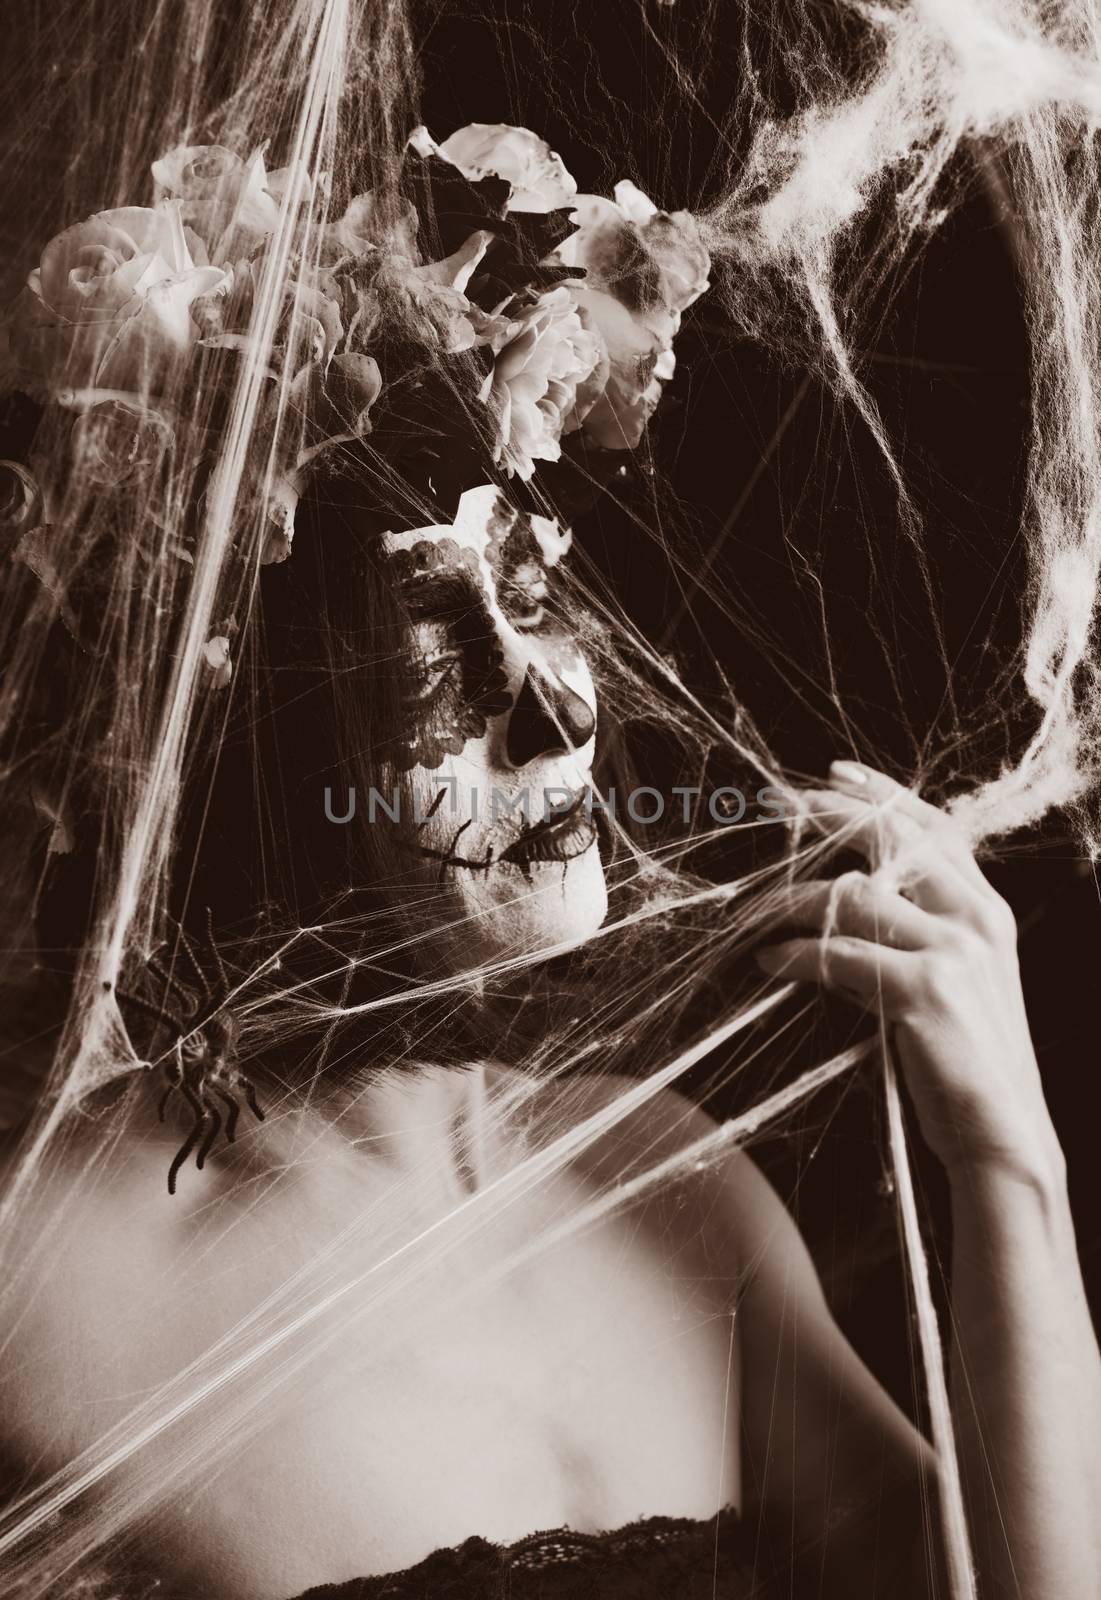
[382,488,607,962]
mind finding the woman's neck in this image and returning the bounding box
[348,1062,497,1199]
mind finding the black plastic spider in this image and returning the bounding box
[111,913,266,1194]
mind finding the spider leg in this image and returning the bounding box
[166,1066,209,1195]
[173,921,216,1009]
[166,1122,203,1195]
[157,1054,183,1121]
[212,1082,242,1144]
[114,986,187,1038]
[195,1092,224,1170]
[163,1043,212,1196]
[144,951,195,1007]
[241,1075,266,1124]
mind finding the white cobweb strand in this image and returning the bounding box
[704,0,1101,850]
[0,0,352,1237]
[483,1040,873,1275]
[95,0,348,1008]
[954,100,1101,847]
[884,1049,977,1598]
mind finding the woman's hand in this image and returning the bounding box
[754,760,1064,1188]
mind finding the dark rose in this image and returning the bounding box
[403,130,576,311]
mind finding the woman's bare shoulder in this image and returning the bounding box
[0,1085,330,1468]
[517,1065,749,1178]
[511,1067,797,1277]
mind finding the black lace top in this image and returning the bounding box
[284,1476,930,1600]
[287,1508,762,1599]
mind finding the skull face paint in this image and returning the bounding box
[381,486,607,960]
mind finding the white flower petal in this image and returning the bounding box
[422,123,578,215]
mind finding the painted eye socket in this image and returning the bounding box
[406,652,463,707]
[500,561,558,632]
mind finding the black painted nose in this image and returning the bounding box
[505,665,596,769]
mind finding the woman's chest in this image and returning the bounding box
[154,1185,743,1595]
[358,1213,739,1503]
[8,1131,744,1599]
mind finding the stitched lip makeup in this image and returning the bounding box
[499,790,598,868]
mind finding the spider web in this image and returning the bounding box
[0,1,1099,1595]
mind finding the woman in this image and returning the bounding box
[1,467,1099,1597]
[0,36,1099,1600]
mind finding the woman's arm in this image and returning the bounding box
[947,1140,1101,1595]
[756,760,1101,1598]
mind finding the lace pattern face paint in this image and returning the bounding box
[494,509,584,679]
[385,536,514,773]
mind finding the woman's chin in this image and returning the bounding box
[458,845,609,963]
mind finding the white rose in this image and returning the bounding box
[0,460,42,542]
[417,229,493,295]
[365,232,494,356]
[479,287,607,479]
[563,285,667,449]
[202,634,233,688]
[152,144,311,264]
[409,124,578,214]
[557,180,710,342]
[68,396,174,488]
[325,193,420,261]
[555,180,709,448]
[7,202,224,395]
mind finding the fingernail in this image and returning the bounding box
[829,760,868,786]
[753,946,782,969]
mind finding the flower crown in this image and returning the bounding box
[0,123,709,564]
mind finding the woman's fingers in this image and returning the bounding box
[776,873,940,950]
[754,935,915,1007]
[796,785,918,867]
[775,755,1016,932]
[791,763,1018,945]
[827,760,988,885]
[827,760,943,827]
[796,788,975,916]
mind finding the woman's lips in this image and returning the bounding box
[498,791,598,868]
